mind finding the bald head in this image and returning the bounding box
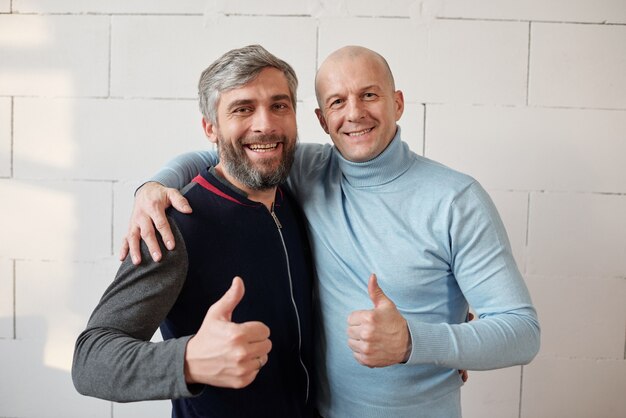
[313,45,404,163]
[315,46,396,106]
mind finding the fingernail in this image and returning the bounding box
[152,252,160,261]
[166,241,174,250]
[132,256,138,264]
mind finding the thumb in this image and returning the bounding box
[167,188,192,214]
[367,274,391,309]
[207,276,245,321]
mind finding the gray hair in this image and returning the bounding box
[198,45,298,124]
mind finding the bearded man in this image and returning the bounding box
[72,45,315,418]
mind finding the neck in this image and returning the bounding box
[214,164,276,210]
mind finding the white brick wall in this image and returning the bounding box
[523,357,626,418]
[529,23,626,109]
[0,258,12,339]
[0,98,10,177]
[1,1,625,417]
[0,15,110,97]
[426,105,626,192]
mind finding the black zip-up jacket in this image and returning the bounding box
[72,168,315,417]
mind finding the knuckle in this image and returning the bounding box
[361,329,375,341]
[154,219,168,231]
[141,228,156,240]
[229,347,248,364]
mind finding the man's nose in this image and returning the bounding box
[251,108,277,134]
[346,99,366,122]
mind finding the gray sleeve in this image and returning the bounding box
[72,218,198,402]
[150,150,218,189]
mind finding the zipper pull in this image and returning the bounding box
[270,209,282,229]
[270,202,282,229]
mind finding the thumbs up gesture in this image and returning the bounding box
[184,277,272,388]
[347,274,411,368]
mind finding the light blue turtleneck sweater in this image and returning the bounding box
[152,128,540,418]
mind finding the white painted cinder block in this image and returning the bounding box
[0,15,110,97]
[343,0,415,17]
[0,179,112,260]
[0,0,9,12]
[318,17,430,101]
[530,23,626,109]
[398,103,425,155]
[16,259,117,344]
[487,191,528,271]
[425,105,626,193]
[527,275,626,360]
[439,0,626,24]
[0,258,12,339]
[13,98,206,181]
[461,367,521,418]
[424,20,528,105]
[110,16,317,101]
[522,357,626,418]
[14,0,206,14]
[0,97,10,177]
[220,0,310,15]
[527,192,626,278]
[0,339,111,418]
[112,180,145,259]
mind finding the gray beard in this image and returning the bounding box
[218,134,296,191]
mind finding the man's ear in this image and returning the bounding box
[394,90,405,121]
[315,108,330,134]
[202,118,218,144]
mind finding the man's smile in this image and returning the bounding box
[346,127,373,137]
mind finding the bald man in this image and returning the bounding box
[122,46,540,417]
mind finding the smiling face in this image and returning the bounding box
[203,67,297,192]
[315,47,404,163]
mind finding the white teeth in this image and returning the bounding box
[248,143,279,151]
[348,128,372,137]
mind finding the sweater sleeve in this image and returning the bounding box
[150,150,217,189]
[405,181,540,370]
[72,218,198,401]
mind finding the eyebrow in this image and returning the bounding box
[226,94,293,112]
[271,94,292,102]
[323,85,382,105]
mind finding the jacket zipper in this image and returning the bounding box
[270,203,310,403]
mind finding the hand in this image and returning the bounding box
[347,274,411,368]
[458,311,474,383]
[119,182,192,264]
[184,277,272,388]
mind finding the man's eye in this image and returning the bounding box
[363,93,377,100]
[330,99,343,108]
[233,107,252,113]
[273,103,289,110]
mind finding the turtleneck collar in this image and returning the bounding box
[333,126,413,188]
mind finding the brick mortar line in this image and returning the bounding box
[110,181,116,257]
[12,259,16,339]
[2,12,625,25]
[526,22,532,106]
[10,97,13,178]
